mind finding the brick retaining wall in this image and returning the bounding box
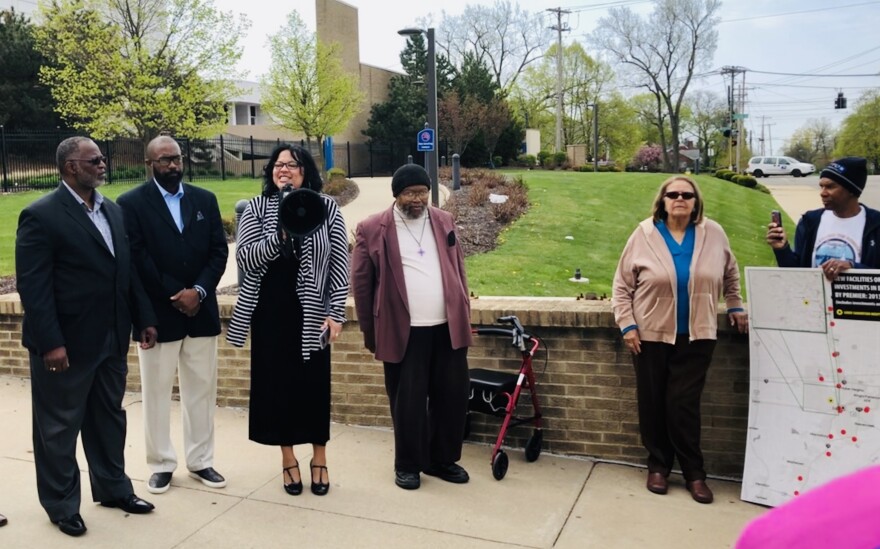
[0,294,751,478]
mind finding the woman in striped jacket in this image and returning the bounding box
[227,144,349,497]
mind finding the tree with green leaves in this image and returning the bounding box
[591,0,721,172]
[785,118,836,167]
[34,0,249,143]
[835,90,880,170]
[683,89,727,168]
[0,9,62,130]
[363,33,454,147]
[260,11,364,150]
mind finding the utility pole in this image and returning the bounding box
[720,66,747,171]
[547,7,570,154]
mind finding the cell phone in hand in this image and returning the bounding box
[319,326,330,349]
[771,210,782,228]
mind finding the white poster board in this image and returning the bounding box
[742,267,880,507]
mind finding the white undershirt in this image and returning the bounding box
[812,207,866,267]
[394,206,447,326]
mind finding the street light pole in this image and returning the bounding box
[398,27,439,207]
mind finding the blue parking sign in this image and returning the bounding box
[417,128,435,152]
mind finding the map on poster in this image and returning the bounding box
[742,267,880,507]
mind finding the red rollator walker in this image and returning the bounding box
[467,315,545,480]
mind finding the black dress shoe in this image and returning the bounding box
[53,513,86,537]
[189,467,227,488]
[100,494,155,514]
[310,460,330,496]
[147,472,173,494]
[395,471,420,490]
[424,463,469,484]
[0,512,7,527]
[283,463,303,496]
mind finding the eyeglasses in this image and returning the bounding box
[664,191,696,200]
[274,161,302,170]
[68,156,107,165]
[151,155,184,167]
[400,188,429,199]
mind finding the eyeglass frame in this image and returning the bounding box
[67,156,107,166]
[149,155,185,167]
[273,161,303,170]
[399,187,430,199]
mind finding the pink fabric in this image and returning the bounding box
[735,466,880,549]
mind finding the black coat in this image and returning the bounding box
[117,180,228,343]
[16,183,157,362]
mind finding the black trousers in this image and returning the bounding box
[30,342,133,522]
[633,335,716,482]
[383,324,470,473]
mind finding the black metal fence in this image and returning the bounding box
[0,128,449,192]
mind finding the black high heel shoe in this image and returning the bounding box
[310,460,329,496]
[283,462,303,496]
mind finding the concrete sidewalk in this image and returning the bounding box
[0,375,764,548]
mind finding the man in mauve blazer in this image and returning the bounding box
[352,164,472,491]
[117,136,229,495]
[16,136,158,537]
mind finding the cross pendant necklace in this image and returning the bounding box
[396,209,429,256]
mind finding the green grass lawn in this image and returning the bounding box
[2,172,791,302]
[0,178,262,276]
[464,171,792,299]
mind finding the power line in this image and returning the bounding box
[748,69,879,77]
[720,1,880,24]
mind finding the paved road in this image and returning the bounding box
[761,174,880,209]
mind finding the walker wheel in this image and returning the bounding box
[525,430,543,462]
[492,450,509,480]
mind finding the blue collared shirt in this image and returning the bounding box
[154,179,185,232]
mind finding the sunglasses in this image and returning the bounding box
[664,191,695,200]
[68,156,107,165]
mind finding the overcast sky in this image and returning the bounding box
[9,0,880,153]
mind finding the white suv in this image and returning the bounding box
[747,156,815,178]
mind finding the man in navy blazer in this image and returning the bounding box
[16,136,158,536]
[117,136,229,495]
[352,164,473,490]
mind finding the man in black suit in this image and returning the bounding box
[16,136,158,537]
[117,136,229,495]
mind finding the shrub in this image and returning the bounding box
[553,152,567,167]
[327,167,346,180]
[492,155,502,167]
[468,180,490,206]
[537,150,552,167]
[491,177,529,224]
[516,153,536,167]
[738,175,758,188]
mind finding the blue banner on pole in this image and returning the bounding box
[417,128,435,152]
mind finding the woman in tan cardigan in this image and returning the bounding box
[612,175,748,504]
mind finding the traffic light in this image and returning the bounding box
[835,92,847,109]
[723,128,732,138]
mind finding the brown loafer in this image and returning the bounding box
[646,472,668,494]
[686,479,714,504]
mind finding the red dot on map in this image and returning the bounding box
[828,306,833,311]
[836,383,842,389]
[837,368,843,373]
[826,451,832,457]
[828,434,834,439]
[866,407,871,413]
[838,406,844,413]
[794,490,800,496]
[852,437,858,443]
[841,429,847,435]
[819,376,825,382]
[797,476,803,481]
[830,321,836,327]
[832,351,840,357]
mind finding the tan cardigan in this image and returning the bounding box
[611,218,743,343]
